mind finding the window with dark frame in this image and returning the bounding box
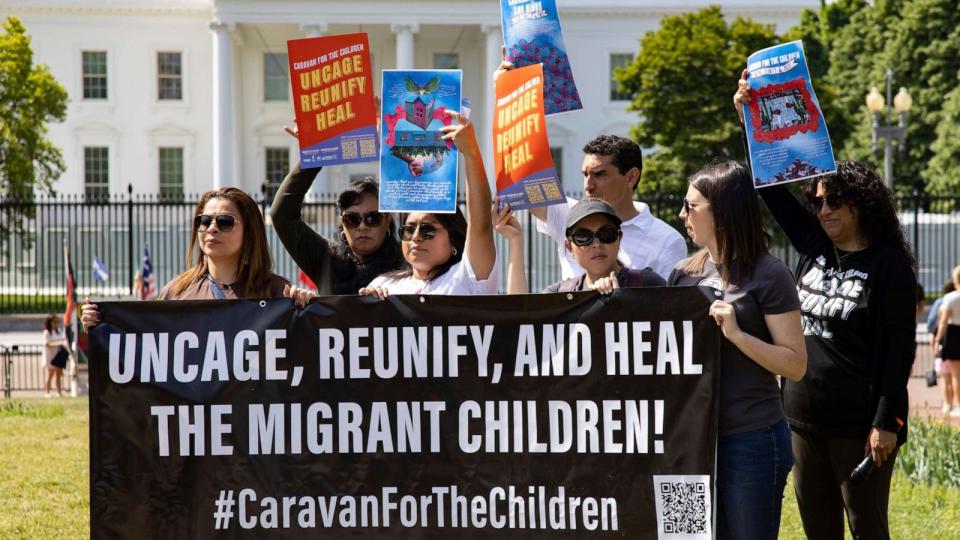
[433,52,459,69]
[82,51,108,99]
[264,52,289,101]
[84,146,109,200]
[157,51,183,100]
[609,53,633,101]
[264,147,290,201]
[158,147,184,201]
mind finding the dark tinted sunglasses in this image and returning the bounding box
[194,214,237,232]
[341,211,384,229]
[807,193,844,211]
[401,223,445,241]
[567,226,621,247]
[682,199,709,214]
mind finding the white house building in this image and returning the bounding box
[3,0,816,199]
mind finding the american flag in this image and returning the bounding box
[140,246,157,300]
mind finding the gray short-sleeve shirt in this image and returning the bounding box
[668,252,801,435]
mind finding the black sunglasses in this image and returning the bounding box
[567,226,621,247]
[807,193,844,211]
[401,223,445,241]
[341,211,384,229]
[194,214,237,232]
[682,199,710,214]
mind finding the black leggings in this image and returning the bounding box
[790,427,897,540]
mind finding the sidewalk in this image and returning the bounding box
[908,376,960,426]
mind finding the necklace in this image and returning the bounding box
[205,273,234,290]
[832,245,858,272]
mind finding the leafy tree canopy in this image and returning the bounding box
[0,16,67,200]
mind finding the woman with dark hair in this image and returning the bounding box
[270,125,404,296]
[736,77,917,540]
[81,188,294,329]
[359,112,497,297]
[42,315,68,397]
[667,160,806,540]
[933,266,960,416]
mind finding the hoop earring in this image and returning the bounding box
[452,248,458,257]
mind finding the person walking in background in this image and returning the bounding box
[928,279,956,414]
[668,160,806,540]
[42,315,68,398]
[933,266,960,417]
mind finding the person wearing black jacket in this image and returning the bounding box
[737,78,917,540]
[269,162,404,296]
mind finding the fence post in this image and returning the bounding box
[127,184,134,295]
[3,346,10,399]
[912,184,920,265]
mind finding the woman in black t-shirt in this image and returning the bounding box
[668,160,806,540]
[737,76,917,540]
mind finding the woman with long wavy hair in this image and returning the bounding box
[737,77,917,540]
[81,188,297,329]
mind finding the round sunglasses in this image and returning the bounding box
[194,214,238,232]
[567,225,622,247]
[341,211,384,229]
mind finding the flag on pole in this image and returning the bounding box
[63,241,77,328]
[92,256,110,283]
[140,246,157,300]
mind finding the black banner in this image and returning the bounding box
[90,287,719,538]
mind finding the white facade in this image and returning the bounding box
[3,0,816,197]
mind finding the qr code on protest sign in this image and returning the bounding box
[653,475,712,539]
[341,139,359,159]
[359,137,377,158]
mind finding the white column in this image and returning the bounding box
[391,23,419,69]
[482,24,503,184]
[299,22,328,38]
[210,20,235,188]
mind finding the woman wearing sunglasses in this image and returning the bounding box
[668,160,806,540]
[496,198,664,294]
[81,188,293,329]
[359,112,497,297]
[737,77,916,540]
[270,129,404,296]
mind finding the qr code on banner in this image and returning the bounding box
[341,139,359,159]
[653,475,712,539]
[524,184,545,203]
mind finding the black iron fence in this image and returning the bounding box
[1,345,47,396]
[0,190,957,314]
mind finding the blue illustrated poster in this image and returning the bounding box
[500,0,582,116]
[379,70,462,213]
[743,40,836,188]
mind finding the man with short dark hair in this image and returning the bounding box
[529,134,686,280]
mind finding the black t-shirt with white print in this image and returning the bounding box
[760,185,916,445]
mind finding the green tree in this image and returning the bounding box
[925,82,960,199]
[0,16,68,236]
[616,6,778,202]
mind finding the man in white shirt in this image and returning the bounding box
[529,135,687,280]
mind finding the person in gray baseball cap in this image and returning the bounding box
[495,197,664,293]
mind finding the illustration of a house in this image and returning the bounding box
[405,97,432,129]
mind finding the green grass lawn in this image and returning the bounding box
[1,397,958,539]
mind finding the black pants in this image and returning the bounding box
[790,427,897,540]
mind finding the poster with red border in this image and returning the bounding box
[287,33,378,168]
[742,40,836,188]
[494,64,563,210]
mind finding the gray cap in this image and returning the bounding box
[565,199,622,234]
